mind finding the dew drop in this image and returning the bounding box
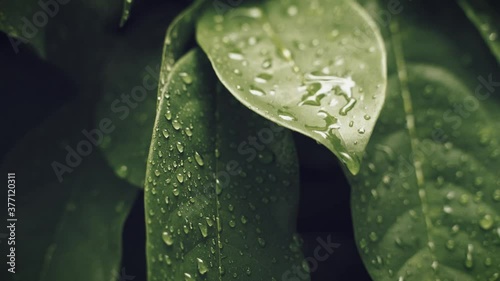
[179,72,193,85]
[287,5,298,16]
[228,51,244,61]
[249,85,266,96]
[199,222,208,238]
[176,142,184,153]
[197,258,209,275]
[194,152,204,166]
[164,110,172,120]
[254,73,273,84]
[262,58,272,69]
[479,214,494,230]
[176,173,184,183]
[162,232,173,246]
[277,109,297,121]
[116,165,128,178]
[172,120,181,130]
[258,237,266,247]
[162,129,170,139]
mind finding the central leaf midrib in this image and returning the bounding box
[214,85,223,281]
[389,19,437,268]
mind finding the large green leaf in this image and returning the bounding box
[458,0,500,63]
[349,2,500,280]
[0,101,137,281]
[145,49,308,280]
[196,0,387,174]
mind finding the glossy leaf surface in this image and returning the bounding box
[145,49,308,280]
[197,0,387,174]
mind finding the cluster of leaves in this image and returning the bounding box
[1,0,499,280]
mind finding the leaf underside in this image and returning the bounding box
[196,0,387,174]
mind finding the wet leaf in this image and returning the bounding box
[458,0,500,63]
[0,101,137,281]
[349,2,500,280]
[120,0,134,27]
[196,0,387,174]
[157,0,205,104]
[145,49,308,280]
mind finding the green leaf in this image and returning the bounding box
[0,101,137,281]
[349,3,500,281]
[196,0,387,174]
[157,0,205,103]
[458,0,500,63]
[0,1,123,58]
[145,48,308,280]
[120,0,134,27]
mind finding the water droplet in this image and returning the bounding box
[261,58,272,69]
[176,173,184,183]
[340,98,357,116]
[194,152,204,166]
[116,165,128,178]
[287,5,298,16]
[254,73,273,83]
[199,222,208,237]
[179,72,193,85]
[162,231,173,246]
[197,258,208,275]
[184,273,195,281]
[258,237,266,247]
[176,142,184,153]
[277,109,297,121]
[249,85,266,96]
[479,214,494,230]
[358,128,366,134]
[164,110,172,120]
[240,215,248,224]
[162,129,169,139]
[465,244,474,269]
[172,119,181,130]
[228,51,244,60]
